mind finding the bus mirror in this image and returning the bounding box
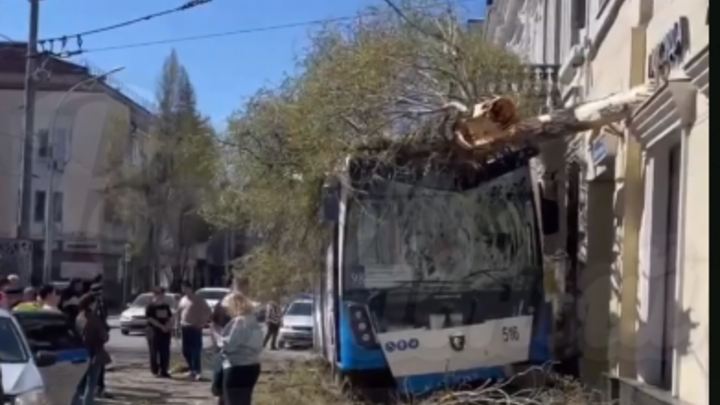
[320,183,339,223]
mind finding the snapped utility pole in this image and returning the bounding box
[17,0,41,240]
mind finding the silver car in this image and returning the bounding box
[2,308,85,405]
[277,299,313,348]
[120,292,179,335]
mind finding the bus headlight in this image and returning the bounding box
[14,389,48,405]
[347,304,378,349]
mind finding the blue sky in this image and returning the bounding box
[2,0,485,129]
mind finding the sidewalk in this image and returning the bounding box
[102,364,216,405]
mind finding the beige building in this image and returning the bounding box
[573,0,709,404]
[0,42,153,281]
[485,0,709,403]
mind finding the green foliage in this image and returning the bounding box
[105,50,219,278]
[202,0,538,295]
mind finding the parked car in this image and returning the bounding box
[195,287,231,310]
[119,292,179,335]
[2,308,78,405]
[277,298,313,349]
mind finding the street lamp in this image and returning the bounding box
[42,66,125,283]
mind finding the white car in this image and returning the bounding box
[120,292,179,335]
[2,308,85,405]
[195,287,231,310]
[277,299,314,348]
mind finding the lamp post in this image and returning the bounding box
[42,66,125,283]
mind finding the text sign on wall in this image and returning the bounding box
[647,17,690,80]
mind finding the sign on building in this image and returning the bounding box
[647,17,690,81]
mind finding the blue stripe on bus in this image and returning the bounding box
[54,348,89,363]
[395,366,507,395]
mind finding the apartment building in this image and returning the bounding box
[0,42,153,283]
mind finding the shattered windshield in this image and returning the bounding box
[343,165,539,292]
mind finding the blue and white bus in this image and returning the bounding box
[312,148,552,396]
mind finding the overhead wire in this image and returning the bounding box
[37,0,213,54]
[54,0,474,57]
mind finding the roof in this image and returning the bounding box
[0,42,87,75]
[0,41,155,118]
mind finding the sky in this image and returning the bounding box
[1,0,485,129]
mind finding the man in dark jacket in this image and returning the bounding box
[90,274,112,398]
[72,293,111,405]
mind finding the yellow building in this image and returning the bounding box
[579,1,708,404]
[485,0,708,403]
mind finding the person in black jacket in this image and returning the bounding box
[90,274,112,398]
[71,293,111,405]
[146,287,173,377]
[59,278,84,322]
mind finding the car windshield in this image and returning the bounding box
[196,290,228,301]
[132,294,177,308]
[131,294,153,307]
[0,317,30,363]
[285,302,312,316]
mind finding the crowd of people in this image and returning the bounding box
[0,273,111,405]
[1,274,277,405]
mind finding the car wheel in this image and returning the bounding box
[121,329,129,336]
[277,340,285,350]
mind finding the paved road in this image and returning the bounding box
[106,316,314,369]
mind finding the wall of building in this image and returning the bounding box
[578,0,709,402]
[0,88,139,247]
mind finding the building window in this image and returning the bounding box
[131,138,141,166]
[36,129,49,158]
[33,191,63,223]
[54,127,70,164]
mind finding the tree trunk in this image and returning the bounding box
[457,83,656,151]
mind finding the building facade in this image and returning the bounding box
[485,0,709,404]
[0,43,154,286]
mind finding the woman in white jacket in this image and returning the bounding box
[218,293,264,405]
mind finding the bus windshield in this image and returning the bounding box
[342,165,541,331]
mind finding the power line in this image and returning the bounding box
[57,0,473,57]
[37,0,212,54]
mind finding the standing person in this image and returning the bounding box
[219,293,263,405]
[71,293,111,405]
[263,296,282,350]
[0,276,10,309]
[210,276,249,405]
[178,281,211,380]
[37,284,60,310]
[59,278,84,322]
[4,285,25,310]
[12,287,40,311]
[145,286,173,378]
[90,275,112,398]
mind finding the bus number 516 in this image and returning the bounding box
[502,326,520,342]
